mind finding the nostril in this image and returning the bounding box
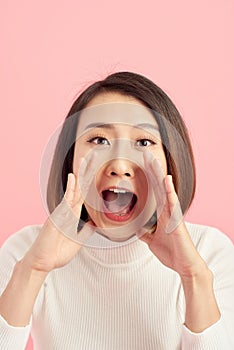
[110,171,131,177]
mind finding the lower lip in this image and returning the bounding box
[102,201,136,222]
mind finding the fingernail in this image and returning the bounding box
[168,175,173,184]
[68,173,74,182]
[165,175,174,191]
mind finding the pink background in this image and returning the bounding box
[1,1,233,349]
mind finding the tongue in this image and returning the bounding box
[103,191,133,214]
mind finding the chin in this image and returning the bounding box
[97,229,136,242]
[86,203,156,241]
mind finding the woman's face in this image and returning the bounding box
[73,92,168,241]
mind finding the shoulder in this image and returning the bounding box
[185,222,233,246]
[0,225,43,294]
[185,221,233,245]
[185,222,234,270]
[0,224,43,262]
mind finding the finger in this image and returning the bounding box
[164,175,178,213]
[156,175,175,225]
[72,158,86,206]
[143,151,166,216]
[143,152,161,195]
[164,175,183,234]
[49,195,79,236]
[48,162,94,238]
[64,173,76,205]
[151,158,166,211]
[72,152,95,205]
[73,151,97,209]
[143,151,165,199]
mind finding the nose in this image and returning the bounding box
[105,159,135,178]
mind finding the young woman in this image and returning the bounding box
[0,72,234,349]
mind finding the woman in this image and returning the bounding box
[0,72,234,349]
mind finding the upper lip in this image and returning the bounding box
[100,186,137,196]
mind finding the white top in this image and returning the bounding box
[0,222,234,350]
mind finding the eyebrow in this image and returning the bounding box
[84,122,159,131]
[84,123,114,130]
[135,123,159,131]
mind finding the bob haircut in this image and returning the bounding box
[47,71,196,226]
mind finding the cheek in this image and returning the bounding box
[151,149,168,175]
[161,157,168,175]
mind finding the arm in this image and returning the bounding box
[180,229,234,349]
[0,164,95,348]
[0,174,83,327]
[0,227,42,350]
[181,268,220,333]
[0,258,48,327]
[140,153,234,348]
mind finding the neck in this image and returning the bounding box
[82,231,152,265]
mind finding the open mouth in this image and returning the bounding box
[101,188,137,221]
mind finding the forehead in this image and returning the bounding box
[76,93,158,136]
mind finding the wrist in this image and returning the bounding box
[180,267,220,333]
[180,265,213,285]
[0,258,48,327]
[17,257,49,282]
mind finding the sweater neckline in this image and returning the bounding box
[82,231,152,265]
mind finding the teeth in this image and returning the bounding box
[109,188,128,194]
[115,213,127,216]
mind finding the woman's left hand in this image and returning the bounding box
[139,152,222,332]
[139,152,208,278]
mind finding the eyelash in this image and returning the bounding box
[136,135,159,146]
[86,134,157,147]
[86,134,110,145]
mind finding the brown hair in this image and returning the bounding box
[47,71,196,223]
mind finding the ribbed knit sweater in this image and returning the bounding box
[0,222,234,350]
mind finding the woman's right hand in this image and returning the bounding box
[0,157,97,328]
[23,158,96,274]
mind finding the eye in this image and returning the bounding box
[88,136,110,145]
[136,139,156,147]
